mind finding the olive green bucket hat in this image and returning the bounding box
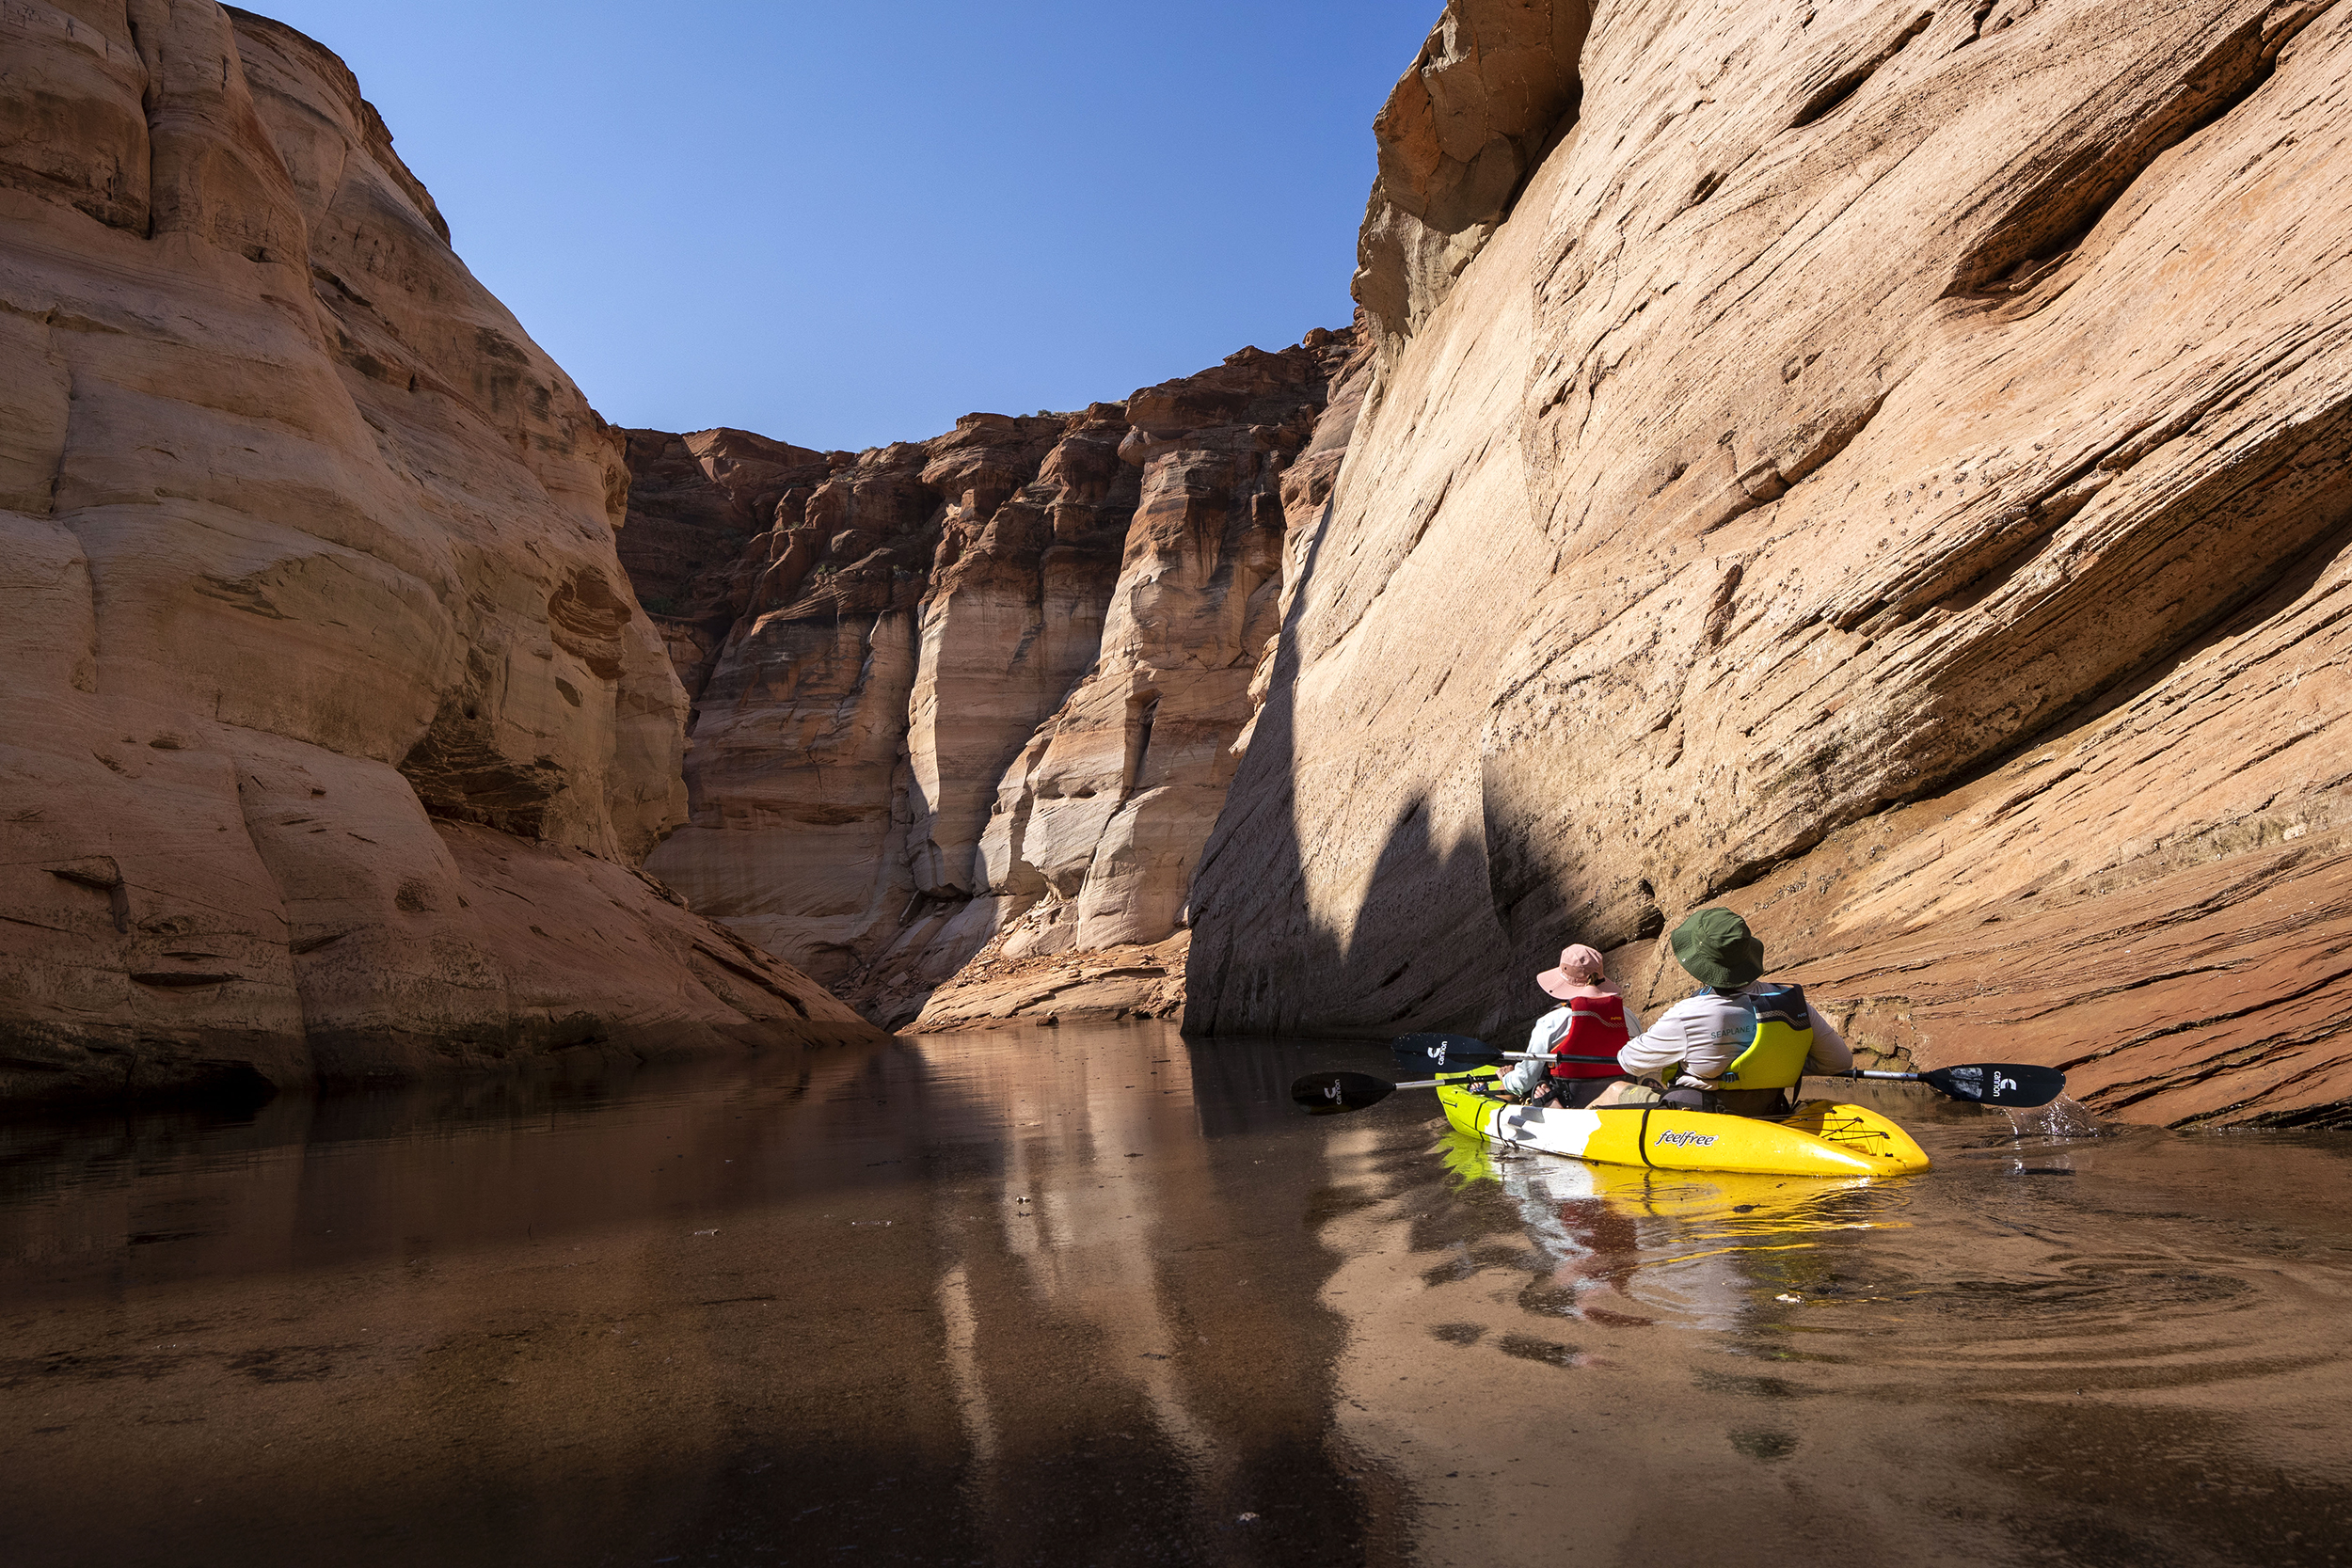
[1669,907,1766,989]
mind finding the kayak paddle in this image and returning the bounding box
[1838,1064,2067,1109]
[1293,1060,2069,1117]
[1292,1070,1449,1115]
[1391,1033,1512,1073]
[1354,1033,2072,1113]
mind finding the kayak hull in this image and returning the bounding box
[1437,1069,1931,1178]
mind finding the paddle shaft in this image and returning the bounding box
[1420,1069,1903,1086]
[1439,1061,2007,1083]
[1511,1061,2041,1085]
[1392,1032,2065,1108]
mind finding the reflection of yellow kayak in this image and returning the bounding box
[1437,1067,1931,1178]
[1438,1131,1876,1215]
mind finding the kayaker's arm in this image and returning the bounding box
[1501,1007,1571,1097]
[1801,1001,1853,1076]
[1499,1056,1549,1097]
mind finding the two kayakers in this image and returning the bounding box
[1615,908,1852,1117]
[1504,911,1853,1117]
[1498,945,1645,1109]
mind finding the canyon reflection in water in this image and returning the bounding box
[4,1022,2349,1567]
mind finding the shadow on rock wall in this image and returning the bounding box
[1186,0,2352,1129]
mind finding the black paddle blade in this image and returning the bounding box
[1920,1063,2067,1109]
[1391,1033,1503,1074]
[1291,1071,1396,1116]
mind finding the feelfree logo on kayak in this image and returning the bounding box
[1652,1130,1721,1148]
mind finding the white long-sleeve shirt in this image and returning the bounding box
[1616,983,1852,1083]
[1501,995,1646,1097]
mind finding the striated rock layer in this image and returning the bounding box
[619,332,1360,1027]
[1188,0,2352,1127]
[0,3,874,1102]
[912,932,1191,1033]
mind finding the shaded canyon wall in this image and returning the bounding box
[0,2,874,1103]
[1186,0,2352,1128]
[618,333,1365,1028]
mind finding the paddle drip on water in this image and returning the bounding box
[2003,1094,2104,1142]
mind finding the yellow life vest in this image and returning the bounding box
[1701,983,1815,1091]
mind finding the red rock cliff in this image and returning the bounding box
[616,334,1360,1027]
[0,3,875,1101]
[1186,0,2352,1129]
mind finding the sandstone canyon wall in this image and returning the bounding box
[617,334,1363,1028]
[1188,0,2352,1129]
[0,2,873,1102]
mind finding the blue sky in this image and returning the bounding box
[253,1,1436,451]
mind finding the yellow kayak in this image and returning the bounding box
[1437,1067,1931,1178]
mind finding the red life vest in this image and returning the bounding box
[1547,995,1630,1081]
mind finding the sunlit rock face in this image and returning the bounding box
[0,4,875,1101]
[623,334,1360,1026]
[1355,0,1594,352]
[1188,0,2352,1128]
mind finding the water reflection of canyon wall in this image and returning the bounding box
[1,1025,1409,1566]
[909,1025,1412,1564]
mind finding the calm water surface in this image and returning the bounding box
[4,1022,2349,1567]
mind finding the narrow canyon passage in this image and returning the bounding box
[5,1024,2347,1566]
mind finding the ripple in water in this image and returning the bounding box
[2003,1091,2107,1142]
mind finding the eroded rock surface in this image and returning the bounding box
[620,334,1359,1027]
[1356,0,1594,350]
[0,3,873,1101]
[913,931,1190,1032]
[1189,0,2352,1127]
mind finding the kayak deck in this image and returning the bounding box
[1437,1069,1931,1178]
